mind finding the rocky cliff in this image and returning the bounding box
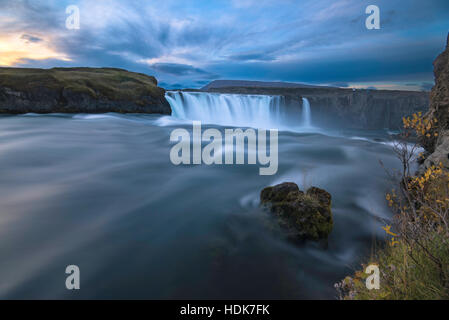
[423,33,449,169]
[0,67,171,114]
[205,86,429,130]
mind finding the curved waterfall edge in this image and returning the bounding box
[165,91,313,130]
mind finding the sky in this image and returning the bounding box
[1,0,448,90]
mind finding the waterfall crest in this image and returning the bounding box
[166,91,312,129]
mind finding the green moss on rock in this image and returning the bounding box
[260,182,333,241]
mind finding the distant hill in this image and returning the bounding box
[202,80,330,90]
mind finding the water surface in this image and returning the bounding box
[0,110,401,299]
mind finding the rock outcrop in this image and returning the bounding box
[203,85,429,130]
[422,33,449,169]
[260,182,333,242]
[0,67,171,114]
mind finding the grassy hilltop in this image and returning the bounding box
[0,67,171,114]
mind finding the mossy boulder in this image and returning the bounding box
[260,182,333,241]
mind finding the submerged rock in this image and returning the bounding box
[260,182,332,242]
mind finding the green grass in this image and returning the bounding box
[339,232,449,300]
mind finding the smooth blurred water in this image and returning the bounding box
[301,97,312,128]
[0,112,403,299]
[166,91,295,129]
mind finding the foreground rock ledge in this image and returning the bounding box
[260,182,333,242]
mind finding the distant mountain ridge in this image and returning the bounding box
[202,80,330,90]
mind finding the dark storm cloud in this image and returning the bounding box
[20,34,43,43]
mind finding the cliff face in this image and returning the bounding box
[0,67,171,114]
[206,86,429,130]
[423,34,449,169]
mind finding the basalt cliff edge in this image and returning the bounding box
[202,81,429,130]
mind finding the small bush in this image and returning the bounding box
[337,113,449,300]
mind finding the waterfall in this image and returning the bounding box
[301,97,312,127]
[165,91,313,129]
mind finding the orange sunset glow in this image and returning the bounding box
[0,33,70,66]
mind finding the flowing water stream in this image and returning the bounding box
[0,92,404,298]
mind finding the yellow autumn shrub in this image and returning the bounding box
[336,113,449,300]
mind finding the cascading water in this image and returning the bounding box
[301,97,312,127]
[166,91,283,128]
[165,91,313,130]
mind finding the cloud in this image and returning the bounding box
[227,53,276,62]
[150,63,218,79]
[159,82,185,89]
[20,34,43,43]
[331,82,350,88]
[420,82,434,91]
[0,33,70,66]
[1,0,448,89]
[230,0,294,8]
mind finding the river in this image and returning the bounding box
[0,92,404,298]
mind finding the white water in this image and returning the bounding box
[165,91,312,130]
[301,97,312,127]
